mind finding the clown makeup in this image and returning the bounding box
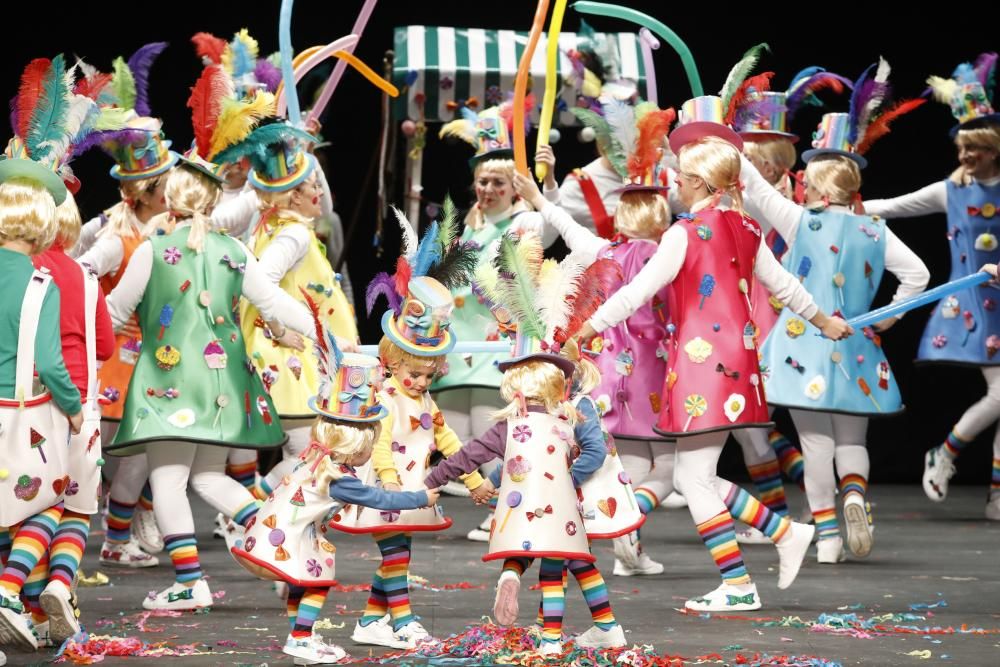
[394,360,437,397]
[957,140,1000,181]
[475,169,514,217]
[291,174,323,219]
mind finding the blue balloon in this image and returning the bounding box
[846,272,992,330]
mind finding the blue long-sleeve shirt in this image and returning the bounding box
[328,474,428,510]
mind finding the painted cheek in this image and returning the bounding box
[497,189,506,197]
[311,196,320,205]
[402,378,412,388]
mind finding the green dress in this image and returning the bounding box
[109,228,285,455]
[431,217,513,392]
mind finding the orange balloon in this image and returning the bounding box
[513,0,551,177]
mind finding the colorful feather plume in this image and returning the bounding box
[496,233,546,340]
[724,72,774,126]
[365,271,402,316]
[26,55,69,163]
[127,42,168,117]
[604,99,638,172]
[211,122,316,167]
[391,205,418,260]
[499,93,535,134]
[409,220,442,278]
[394,255,412,300]
[536,256,584,341]
[300,287,343,390]
[109,57,136,111]
[720,43,769,111]
[555,258,622,343]
[847,59,890,146]
[627,108,675,181]
[926,75,958,105]
[570,107,615,170]
[208,91,274,160]
[188,64,232,159]
[785,68,853,120]
[192,32,226,65]
[439,111,480,148]
[428,240,478,291]
[974,52,998,101]
[471,240,502,309]
[16,58,51,141]
[856,98,926,155]
[222,29,259,82]
[254,59,282,93]
[73,59,114,102]
[72,127,146,159]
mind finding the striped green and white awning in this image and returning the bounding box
[392,25,647,124]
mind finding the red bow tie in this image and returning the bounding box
[526,505,554,521]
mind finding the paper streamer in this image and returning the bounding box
[535,0,568,183]
[846,272,992,330]
[308,0,379,124]
[513,0,551,177]
[638,28,659,105]
[572,1,703,97]
[357,341,512,357]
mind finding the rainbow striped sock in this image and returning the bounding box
[291,587,328,638]
[227,459,259,494]
[813,507,839,541]
[0,503,63,596]
[942,431,969,460]
[0,528,11,568]
[164,533,202,584]
[839,474,868,501]
[746,459,789,516]
[23,553,49,624]
[502,557,530,577]
[49,510,90,588]
[232,499,261,527]
[568,560,616,630]
[724,484,791,542]
[259,476,274,497]
[539,558,566,643]
[379,533,414,630]
[634,487,659,515]
[696,510,750,585]
[992,457,1000,496]
[138,482,154,512]
[770,430,805,490]
[106,497,136,544]
[286,585,304,629]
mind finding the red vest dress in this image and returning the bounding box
[655,208,772,436]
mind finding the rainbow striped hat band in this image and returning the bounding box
[801,112,867,169]
[381,276,457,356]
[669,95,744,154]
[107,129,178,181]
[309,352,387,422]
[734,91,797,140]
[248,142,316,192]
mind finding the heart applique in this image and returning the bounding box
[262,514,277,529]
[597,497,618,518]
[52,475,70,495]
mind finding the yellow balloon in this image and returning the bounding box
[535,0,568,183]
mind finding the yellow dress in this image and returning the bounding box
[241,217,357,418]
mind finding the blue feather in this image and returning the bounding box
[787,66,824,90]
[410,220,441,278]
[231,39,256,80]
[327,331,344,371]
[847,63,877,145]
[27,54,69,162]
[127,42,168,117]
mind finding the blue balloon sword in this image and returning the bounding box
[846,271,993,330]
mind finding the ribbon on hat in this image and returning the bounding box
[404,313,432,330]
[477,118,501,140]
[338,385,371,403]
[525,505,554,521]
[131,135,158,160]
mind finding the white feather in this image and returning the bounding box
[926,75,958,104]
[604,99,638,156]
[391,205,419,260]
[75,57,97,82]
[537,256,585,342]
[858,57,891,142]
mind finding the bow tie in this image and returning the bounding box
[404,313,432,330]
[785,356,805,375]
[339,386,371,403]
[726,593,757,606]
[167,588,194,603]
[525,505,553,521]
[410,412,444,431]
[391,441,406,454]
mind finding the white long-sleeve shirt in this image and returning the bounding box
[257,223,312,284]
[864,175,1000,219]
[72,215,105,259]
[740,156,931,313]
[590,205,821,333]
[539,201,612,264]
[105,225,315,340]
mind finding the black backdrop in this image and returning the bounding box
[3,2,997,486]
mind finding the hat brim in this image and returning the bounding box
[497,352,575,378]
[469,148,513,169]
[0,158,67,206]
[801,148,868,170]
[110,150,179,181]
[307,396,388,422]
[950,113,1000,137]
[177,154,225,184]
[669,122,744,155]
[249,153,316,192]
[612,184,670,195]
[381,310,456,356]
[738,130,800,143]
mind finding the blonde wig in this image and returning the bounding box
[256,174,318,229]
[0,178,57,254]
[378,336,446,375]
[615,190,670,240]
[678,136,746,216]
[804,154,862,206]
[144,165,222,253]
[97,172,168,241]
[492,359,578,425]
[54,190,82,251]
[306,418,382,486]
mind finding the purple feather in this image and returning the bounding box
[127,42,168,116]
[974,52,998,100]
[785,71,854,119]
[72,128,147,158]
[9,95,18,139]
[254,59,282,93]
[734,98,784,132]
[847,64,892,145]
[366,272,402,316]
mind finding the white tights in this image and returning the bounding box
[616,438,676,503]
[953,368,1000,463]
[227,447,258,466]
[103,420,149,506]
[146,441,258,537]
[263,421,313,491]
[674,432,741,524]
[789,410,869,514]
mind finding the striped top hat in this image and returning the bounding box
[927,53,1000,136]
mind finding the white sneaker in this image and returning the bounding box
[351,615,407,649]
[612,533,640,570]
[466,513,493,542]
[33,620,51,648]
[662,491,688,509]
[213,512,227,539]
[494,570,520,626]
[283,634,346,664]
[440,480,471,498]
[922,446,955,502]
[133,507,164,553]
[0,592,38,650]
[142,579,213,611]
[612,552,664,576]
[735,525,771,545]
[100,538,159,568]
[816,536,846,564]
[573,624,626,649]
[537,640,563,656]
[987,495,1000,521]
[222,519,246,552]
[392,620,433,649]
[843,496,873,558]
[685,582,761,612]
[774,522,814,589]
[40,580,80,642]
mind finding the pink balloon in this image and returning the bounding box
[276,34,360,119]
[307,0,379,124]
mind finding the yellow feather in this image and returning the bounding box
[221,28,260,76]
[582,69,602,99]
[926,75,958,105]
[439,118,478,148]
[209,91,276,160]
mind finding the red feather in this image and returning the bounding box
[724,72,774,126]
[191,32,226,65]
[17,58,52,140]
[500,93,536,134]
[297,287,328,356]
[628,108,676,181]
[187,65,230,159]
[856,98,926,156]
[394,256,412,297]
[556,258,622,342]
[73,72,113,101]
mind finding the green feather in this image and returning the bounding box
[720,43,769,110]
[110,57,136,111]
[498,234,546,340]
[93,107,133,131]
[437,196,459,250]
[212,123,317,168]
[27,54,70,163]
[571,107,626,178]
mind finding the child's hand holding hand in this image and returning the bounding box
[470,479,496,505]
[424,488,441,506]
